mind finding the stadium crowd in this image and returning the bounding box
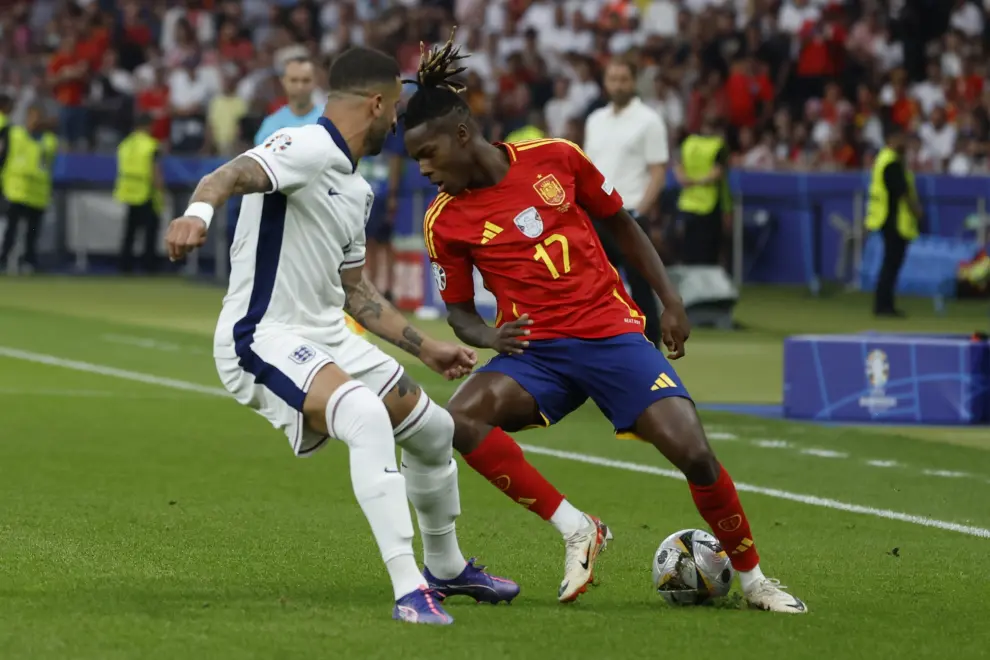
[1,0,989,174]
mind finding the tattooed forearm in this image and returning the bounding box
[190,156,273,208]
[342,271,424,357]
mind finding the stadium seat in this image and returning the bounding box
[859,234,980,313]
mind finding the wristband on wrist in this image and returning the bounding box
[184,201,215,230]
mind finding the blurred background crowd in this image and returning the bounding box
[1,0,989,174]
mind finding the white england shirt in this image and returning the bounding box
[213,118,374,358]
[584,97,669,211]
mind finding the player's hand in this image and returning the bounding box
[165,216,208,262]
[421,340,478,380]
[660,302,691,360]
[490,314,533,355]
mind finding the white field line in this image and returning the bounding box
[101,333,209,355]
[2,346,989,540]
[0,387,202,400]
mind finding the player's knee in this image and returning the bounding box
[447,410,494,455]
[324,381,393,449]
[395,391,454,466]
[679,444,720,485]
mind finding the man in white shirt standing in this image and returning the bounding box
[584,57,669,348]
[163,46,518,626]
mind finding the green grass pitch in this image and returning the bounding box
[0,277,988,659]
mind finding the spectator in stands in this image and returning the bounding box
[135,66,171,144]
[207,72,247,156]
[168,54,212,154]
[48,31,89,151]
[543,77,574,138]
[88,49,134,150]
[918,106,958,173]
[865,126,923,318]
[734,126,777,170]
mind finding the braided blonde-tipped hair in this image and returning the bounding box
[403,26,468,94]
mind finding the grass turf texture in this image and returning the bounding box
[0,278,988,659]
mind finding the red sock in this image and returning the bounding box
[688,465,760,572]
[462,427,565,520]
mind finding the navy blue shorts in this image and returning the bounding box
[477,333,692,433]
[365,207,392,244]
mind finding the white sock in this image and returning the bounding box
[396,394,467,580]
[326,381,425,600]
[738,564,766,593]
[549,499,586,538]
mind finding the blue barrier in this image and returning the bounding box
[859,234,979,311]
[52,154,990,287]
[783,332,990,425]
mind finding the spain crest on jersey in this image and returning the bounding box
[533,173,566,206]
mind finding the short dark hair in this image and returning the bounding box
[327,46,400,93]
[608,56,637,79]
[402,29,471,130]
[282,55,314,74]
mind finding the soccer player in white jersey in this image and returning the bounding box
[163,46,520,626]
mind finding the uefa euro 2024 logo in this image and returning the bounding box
[859,349,897,413]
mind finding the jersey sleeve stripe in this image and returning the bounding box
[340,257,366,270]
[515,138,594,164]
[243,151,279,191]
[423,193,453,259]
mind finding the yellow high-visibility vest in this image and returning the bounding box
[2,127,58,210]
[505,125,545,144]
[865,147,919,240]
[114,130,159,207]
[677,135,725,215]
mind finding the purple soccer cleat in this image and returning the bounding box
[392,587,454,625]
[424,558,521,605]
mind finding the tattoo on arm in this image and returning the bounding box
[189,156,272,209]
[394,372,420,398]
[342,273,425,357]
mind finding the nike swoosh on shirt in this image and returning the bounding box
[328,189,341,196]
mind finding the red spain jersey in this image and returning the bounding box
[424,138,645,341]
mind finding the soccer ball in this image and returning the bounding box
[653,528,734,605]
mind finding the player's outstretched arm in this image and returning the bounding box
[447,301,531,355]
[340,267,477,380]
[598,208,691,359]
[164,156,273,261]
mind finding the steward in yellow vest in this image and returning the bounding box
[504,109,547,144]
[0,105,57,273]
[114,114,164,273]
[865,128,923,317]
[0,94,13,198]
[675,115,730,266]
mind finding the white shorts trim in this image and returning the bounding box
[216,330,404,456]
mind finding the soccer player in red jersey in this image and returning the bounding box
[400,34,806,614]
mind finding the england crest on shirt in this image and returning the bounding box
[289,344,316,364]
[513,206,544,239]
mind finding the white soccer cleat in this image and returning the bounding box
[744,577,808,614]
[558,514,610,603]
